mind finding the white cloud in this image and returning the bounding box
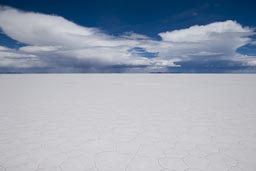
[0,45,11,51]
[121,32,151,40]
[0,6,255,72]
[19,46,61,53]
[0,45,43,69]
[0,7,98,47]
[158,20,254,59]
[159,20,251,42]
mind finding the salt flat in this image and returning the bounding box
[0,74,256,171]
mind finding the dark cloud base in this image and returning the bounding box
[1,60,256,73]
[168,60,256,73]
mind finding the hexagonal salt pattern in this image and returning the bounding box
[0,74,256,171]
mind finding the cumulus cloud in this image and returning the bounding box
[0,45,45,71]
[158,21,254,58]
[0,6,255,72]
[159,21,251,42]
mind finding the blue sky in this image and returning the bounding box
[0,0,256,73]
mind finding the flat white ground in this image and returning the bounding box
[0,74,256,171]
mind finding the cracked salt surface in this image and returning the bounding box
[0,74,256,171]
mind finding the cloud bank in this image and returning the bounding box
[0,6,256,72]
